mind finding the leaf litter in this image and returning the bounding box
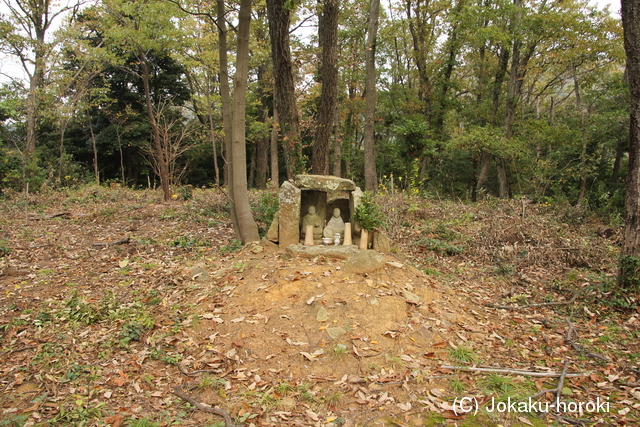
[0,187,638,426]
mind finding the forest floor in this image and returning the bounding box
[0,186,639,427]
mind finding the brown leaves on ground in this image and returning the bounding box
[0,187,638,426]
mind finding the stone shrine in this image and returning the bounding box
[273,174,363,247]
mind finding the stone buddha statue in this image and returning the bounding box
[302,205,324,240]
[323,208,345,239]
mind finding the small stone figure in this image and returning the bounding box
[324,208,345,239]
[302,205,324,240]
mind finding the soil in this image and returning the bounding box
[0,187,638,427]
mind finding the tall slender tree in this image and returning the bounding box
[620,0,640,289]
[230,0,260,243]
[99,0,185,201]
[0,0,80,155]
[267,0,302,179]
[312,0,338,175]
[363,0,380,191]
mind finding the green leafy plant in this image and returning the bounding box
[253,191,279,227]
[53,400,105,424]
[0,413,29,426]
[353,192,385,231]
[619,255,640,290]
[118,320,145,347]
[64,292,103,325]
[332,343,348,358]
[480,374,515,394]
[323,391,343,407]
[449,377,466,395]
[177,185,192,200]
[0,239,10,257]
[414,237,466,255]
[275,382,293,395]
[448,346,478,364]
[170,234,210,249]
[220,239,242,255]
[125,417,161,427]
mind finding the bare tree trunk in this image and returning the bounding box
[58,118,69,185]
[267,0,302,179]
[619,0,640,288]
[501,0,524,199]
[116,130,126,186]
[255,62,270,189]
[497,158,509,198]
[574,65,588,207]
[88,114,99,185]
[332,105,342,177]
[25,31,46,155]
[25,72,41,155]
[363,0,380,191]
[501,0,538,199]
[255,137,269,189]
[343,86,357,179]
[406,0,433,121]
[501,39,521,199]
[217,0,239,237]
[208,111,220,187]
[271,105,280,190]
[491,47,510,125]
[611,135,624,189]
[139,52,171,201]
[231,0,260,244]
[475,151,491,199]
[313,0,339,175]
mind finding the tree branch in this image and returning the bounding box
[172,385,239,427]
[565,318,609,362]
[440,365,587,378]
[531,359,570,399]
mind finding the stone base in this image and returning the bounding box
[299,239,344,245]
[286,244,360,259]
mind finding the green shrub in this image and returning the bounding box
[353,192,385,231]
[253,191,279,236]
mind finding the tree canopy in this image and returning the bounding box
[0,0,626,213]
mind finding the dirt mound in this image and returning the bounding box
[176,243,486,424]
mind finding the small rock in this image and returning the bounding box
[266,211,280,243]
[443,313,458,323]
[373,230,391,253]
[187,264,210,282]
[250,244,264,254]
[369,297,379,305]
[326,327,346,339]
[386,261,404,269]
[280,396,296,409]
[414,325,434,342]
[367,382,383,392]
[316,306,330,322]
[403,289,421,305]
[343,250,385,275]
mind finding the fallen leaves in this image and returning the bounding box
[1,189,637,427]
[300,349,324,361]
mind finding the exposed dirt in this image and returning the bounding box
[0,187,638,427]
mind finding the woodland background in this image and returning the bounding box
[0,0,627,221]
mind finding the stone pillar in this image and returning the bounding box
[350,187,363,233]
[279,181,301,247]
